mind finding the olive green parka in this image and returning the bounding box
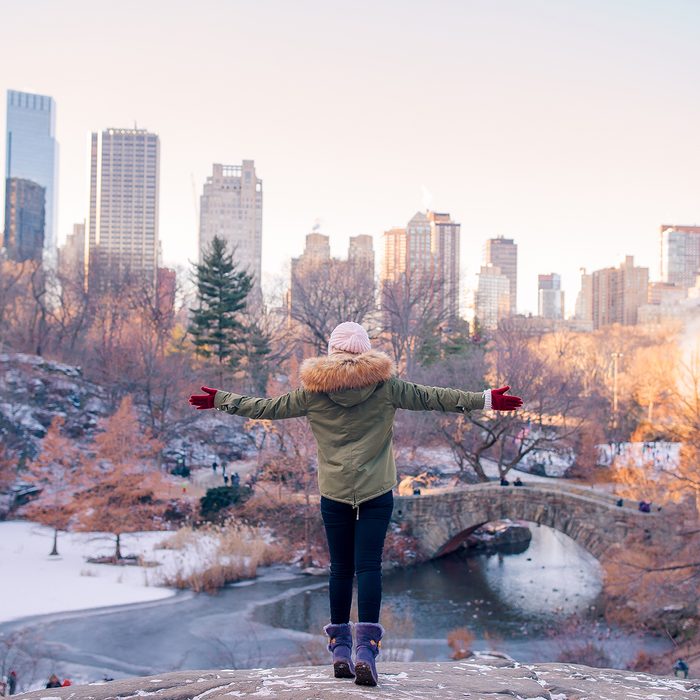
[214,350,486,507]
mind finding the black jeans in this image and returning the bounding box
[320,490,394,624]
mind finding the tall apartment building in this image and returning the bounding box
[406,211,432,278]
[591,256,649,329]
[538,273,564,320]
[485,237,517,315]
[3,178,45,261]
[86,128,160,287]
[199,161,263,289]
[289,232,331,316]
[381,210,461,321]
[381,227,406,282]
[574,268,593,327]
[660,224,700,289]
[57,222,85,278]
[428,211,460,320]
[348,235,375,279]
[475,264,510,330]
[5,90,58,264]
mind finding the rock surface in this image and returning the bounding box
[15,661,699,700]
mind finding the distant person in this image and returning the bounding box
[7,671,17,695]
[673,658,689,678]
[223,474,229,485]
[514,477,524,486]
[639,501,651,513]
[46,675,61,689]
[212,461,218,473]
[61,679,72,687]
[616,498,624,507]
[500,477,510,486]
[232,471,240,487]
[189,321,523,687]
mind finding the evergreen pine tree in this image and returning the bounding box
[189,237,252,368]
[241,319,272,394]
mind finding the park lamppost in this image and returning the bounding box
[611,352,624,433]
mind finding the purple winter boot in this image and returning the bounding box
[324,623,355,678]
[354,622,384,686]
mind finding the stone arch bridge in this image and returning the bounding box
[392,482,668,561]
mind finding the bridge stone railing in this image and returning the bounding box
[392,482,666,561]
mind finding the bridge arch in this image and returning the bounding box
[392,482,662,561]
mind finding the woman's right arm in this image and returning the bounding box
[215,388,308,419]
[189,386,308,419]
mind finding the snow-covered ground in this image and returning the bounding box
[396,445,557,484]
[0,521,177,624]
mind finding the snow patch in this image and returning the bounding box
[0,522,175,623]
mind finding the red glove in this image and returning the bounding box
[488,386,523,411]
[189,386,218,410]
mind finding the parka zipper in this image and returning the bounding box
[353,493,359,520]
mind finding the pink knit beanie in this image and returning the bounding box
[328,322,371,355]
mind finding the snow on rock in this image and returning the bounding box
[12,662,699,700]
[0,354,111,459]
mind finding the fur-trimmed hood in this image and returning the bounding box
[300,350,395,395]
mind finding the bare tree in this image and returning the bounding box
[380,270,452,375]
[418,324,587,482]
[0,258,29,351]
[290,259,376,355]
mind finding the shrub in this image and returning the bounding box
[200,485,246,521]
[157,521,283,592]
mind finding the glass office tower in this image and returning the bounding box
[5,90,59,263]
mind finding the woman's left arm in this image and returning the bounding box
[389,379,522,413]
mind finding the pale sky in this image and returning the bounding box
[2,0,699,315]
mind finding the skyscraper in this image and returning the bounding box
[381,228,406,282]
[3,178,45,262]
[406,211,432,278]
[428,211,460,320]
[485,237,517,315]
[348,235,375,279]
[5,90,58,263]
[660,225,700,290]
[591,256,648,328]
[381,211,461,321]
[538,273,564,320]
[86,128,160,287]
[289,232,332,316]
[58,222,85,279]
[574,268,593,329]
[199,161,263,290]
[475,264,510,330]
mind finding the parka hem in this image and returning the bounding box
[319,483,397,507]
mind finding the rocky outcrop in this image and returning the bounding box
[15,661,698,699]
[0,353,110,458]
[0,352,253,504]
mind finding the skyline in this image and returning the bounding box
[2,0,699,315]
